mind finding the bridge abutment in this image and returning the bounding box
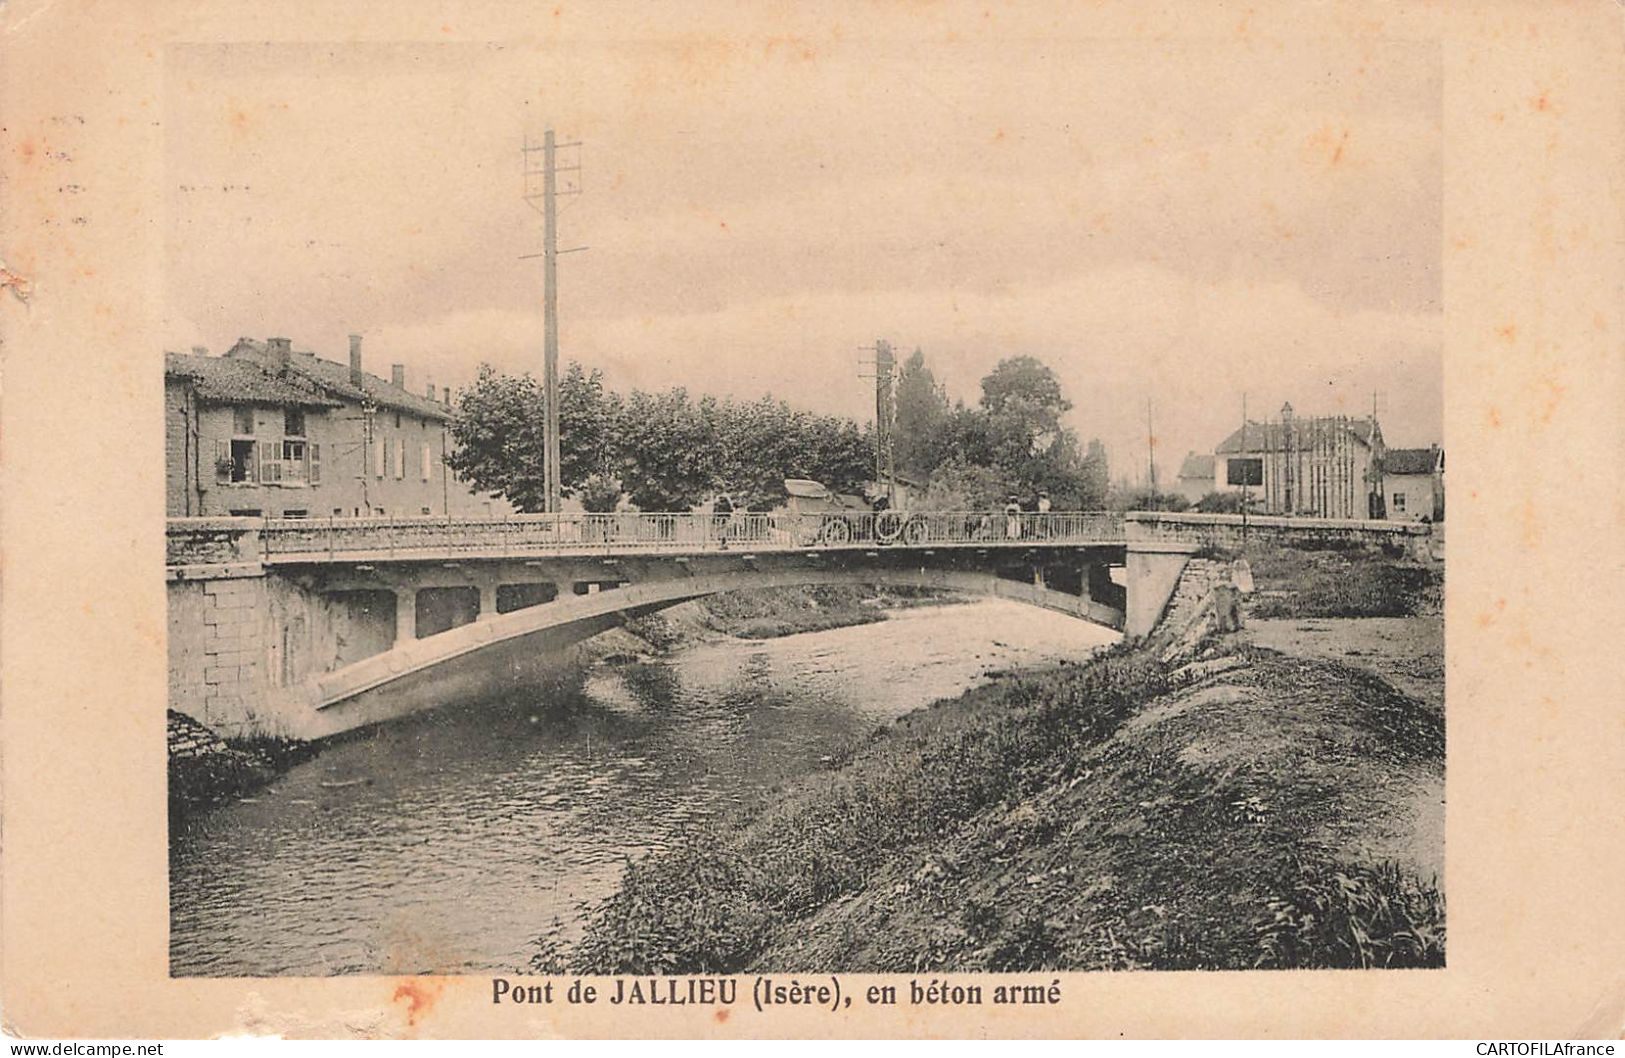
[1123,545,1196,638]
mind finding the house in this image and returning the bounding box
[1213,403,1385,520]
[165,335,513,519]
[1173,452,1216,505]
[1381,446,1445,522]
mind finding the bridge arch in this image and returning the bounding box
[277,564,1125,739]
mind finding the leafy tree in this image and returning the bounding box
[615,387,720,511]
[447,362,622,512]
[894,348,950,480]
[974,356,1106,508]
[921,458,1005,510]
[446,365,550,511]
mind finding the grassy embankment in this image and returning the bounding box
[536,541,1445,972]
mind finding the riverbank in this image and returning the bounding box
[167,711,316,817]
[534,543,1445,973]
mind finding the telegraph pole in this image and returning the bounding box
[541,130,562,514]
[522,129,584,513]
[1146,398,1157,499]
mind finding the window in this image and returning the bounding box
[395,439,406,479]
[1226,457,1263,487]
[421,443,432,481]
[228,508,262,517]
[222,438,256,483]
[280,439,307,482]
[309,443,321,484]
[233,406,255,435]
[282,509,307,519]
[420,506,431,516]
[375,439,387,478]
[394,411,402,429]
[284,408,305,437]
[333,508,344,517]
[1392,492,1407,512]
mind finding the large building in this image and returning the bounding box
[165,335,513,519]
[1212,403,1385,520]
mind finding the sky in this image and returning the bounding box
[163,29,1441,484]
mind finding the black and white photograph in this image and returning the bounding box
[158,28,1451,981]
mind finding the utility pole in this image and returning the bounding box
[1241,392,1249,543]
[522,128,584,513]
[876,339,896,502]
[858,339,898,503]
[542,129,561,514]
[1146,397,1157,500]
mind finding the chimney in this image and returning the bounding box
[348,335,364,386]
[191,345,208,356]
[425,378,436,400]
[442,386,451,406]
[268,336,292,373]
[391,363,406,389]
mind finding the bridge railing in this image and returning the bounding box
[248,510,1127,562]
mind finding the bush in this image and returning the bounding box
[1194,491,1244,514]
[1253,858,1445,969]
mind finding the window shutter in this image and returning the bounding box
[421,443,431,481]
[375,439,386,478]
[214,440,232,483]
[310,443,321,484]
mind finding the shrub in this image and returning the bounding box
[1253,858,1445,969]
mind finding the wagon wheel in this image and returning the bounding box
[819,517,853,545]
[900,516,929,547]
[875,510,904,544]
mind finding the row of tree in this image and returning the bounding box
[446,351,1110,513]
[446,363,871,512]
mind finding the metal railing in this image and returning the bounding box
[248,510,1127,562]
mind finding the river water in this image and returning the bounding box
[169,599,1116,977]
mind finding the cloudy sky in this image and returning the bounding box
[164,29,1440,482]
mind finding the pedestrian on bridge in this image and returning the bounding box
[1004,495,1022,540]
[713,492,734,548]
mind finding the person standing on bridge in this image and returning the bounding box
[1004,495,1022,540]
[712,492,734,549]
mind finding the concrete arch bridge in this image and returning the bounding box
[166,509,1431,739]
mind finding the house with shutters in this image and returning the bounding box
[164,335,513,519]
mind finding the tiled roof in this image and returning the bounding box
[225,339,451,421]
[1384,447,1440,475]
[1177,452,1215,480]
[1216,417,1376,454]
[164,352,342,408]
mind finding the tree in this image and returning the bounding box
[974,356,1107,508]
[615,388,719,511]
[447,362,622,513]
[446,365,549,511]
[894,348,950,480]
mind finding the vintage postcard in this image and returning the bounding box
[2,0,1621,1040]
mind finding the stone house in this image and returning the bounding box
[1381,445,1445,522]
[165,335,513,519]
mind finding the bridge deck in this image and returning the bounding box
[253,510,1128,565]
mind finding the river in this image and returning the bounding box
[168,598,1117,977]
